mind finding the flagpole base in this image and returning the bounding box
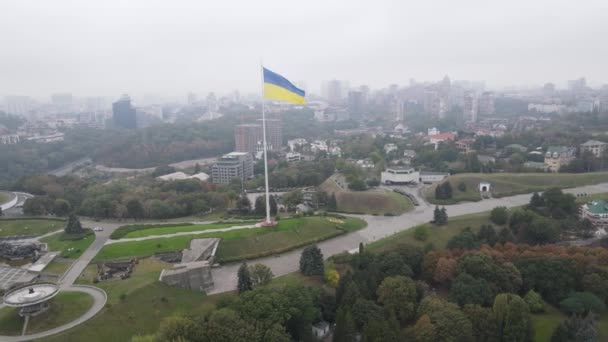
[260,220,278,227]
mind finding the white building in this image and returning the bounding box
[381,167,419,184]
[310,140,328,153]
[419,171,449,184]
[26,133,64,143]
[384,143,398,154]
[0,134,20,145]
[427,127,440,136]
[286,152,302,162]
[287,138,307,151]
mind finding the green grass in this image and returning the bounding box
[116,221,258,239]
[367,211,493,253]
[0,291,94,336]
[531,303,565,342]
[0,218,64,237]
[42,257,233,342]
[41,230,96,259]
[43,259,74,275]
[335,190,414,215]
[94,216,366,262]
[0,192,9,205]
[425,172,608,204]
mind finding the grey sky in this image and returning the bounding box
[1,0,607,98]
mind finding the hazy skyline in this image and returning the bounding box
[2,0,608,98]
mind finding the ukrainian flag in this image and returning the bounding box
[263,67,306,104]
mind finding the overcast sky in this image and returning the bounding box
[1,0,608,98]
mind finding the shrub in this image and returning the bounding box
[414,226,429,241]
[457,182,467,192]
[490,207,508,225]
[560,292,605,315]
[524,290,545,313]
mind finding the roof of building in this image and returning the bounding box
[585,199,608,214]
[429,133,456,140]
[157,172,210,182]
[581,140,608,146]
[505,144,527,151]
[420,171,449,176]
[546,146,574,155]
[524,161,546,169]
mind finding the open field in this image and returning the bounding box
[367,211,493,253]
[94,216,366,262]
[0,192,9,205]
[0,291,94,336]
[43,258,229,342]
[320,176,414,215]
[0,218,64,237]
[43,259,74,276]
[42,230,96,259]
[113,221,258,239]
[425,172,608,204]
[531,304,565,342]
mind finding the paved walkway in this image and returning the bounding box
[104,223,258,245]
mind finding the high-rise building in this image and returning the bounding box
[187,92,198,104]
[235,124,262,154]
[112,94,137,129]
[423,89,446,119]
[326,80,343,105]
[463,92,478,123]
[4,96,32,116]
[348,91,365,119]
[258,118,282,150]
[478,92,495,116]
[568,77,586,94]
[211,152,254,185]
[207,92,218,113]
[51,93,73,113]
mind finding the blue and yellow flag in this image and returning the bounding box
[263,67,306,104]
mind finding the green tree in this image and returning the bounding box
[282,190,303,211]
[477,224,498,246]
[560,292,606,315]
[463,304,498,342]
[64,213,84,234]
[516,256,579,304]
[376,276,417,323]
[249,263,274,288]
[498,227,515,244]
[235,193,251,214]
[414,226,429,241]
[493,293,534,342]
[126,199,144,219]
[490,206,509,225]
[237,262,253,293]
[193,162,201,174]
[53,198,71,216]
[299,244,324,276]
[327,193,337,211]
[414,314,438,342]
[334,308,356,342]
[156,315,203,342]
[529,192,544,208]
[582,272,608,302]
[254,195,278,216]
[417,295,474,342]
[450,272,494,307]
[524,290,545,313]
[551,313,598,342]
[447,227,480,250]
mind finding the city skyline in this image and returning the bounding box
[2,0,608,97]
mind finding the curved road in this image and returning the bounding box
[0,286,107,342]
[2,182,608,339]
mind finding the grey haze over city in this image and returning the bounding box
[2,0,608,98]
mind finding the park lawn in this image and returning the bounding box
[43,259,74,276]
[41,230,96,259]
[367,211,493,253]
[531,303,565,342]
[335,190,413,215]
[0,192,9,205]
[0,218,64,237]
[94,216,367,262]
[426,172,608,204]
[119,221,258,239]
[0,291,94,336]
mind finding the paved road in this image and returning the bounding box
[0,285,107,342]
[208,182,608,294]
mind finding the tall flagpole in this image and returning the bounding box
[260,64,272,225]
